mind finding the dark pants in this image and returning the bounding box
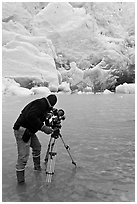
[14,127,41,171]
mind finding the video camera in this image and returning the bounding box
[45,108,65,129]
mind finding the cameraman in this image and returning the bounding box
[13,94,57,184]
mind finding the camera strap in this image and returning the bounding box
[46,97,52,109]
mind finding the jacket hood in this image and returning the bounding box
[47,94,57,107]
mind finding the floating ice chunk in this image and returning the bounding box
[103,89,114,94]
[78,91,83,94]
[2,77,54,97]
[84,86,92,93]
[31,87,51,96]
[116,83,135,94]
[2,77,20,94]
[7,86,33,96]
[49,85,58,92]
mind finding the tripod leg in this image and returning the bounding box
[59,133,77,166]
[45,138,57,183]
[44,137,52,164]
[46,159,53,183]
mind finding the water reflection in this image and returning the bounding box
[15,183,29,202]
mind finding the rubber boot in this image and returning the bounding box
[33,156,42,171]
[16,170,25,184]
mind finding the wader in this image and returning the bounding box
[14,127,41,184]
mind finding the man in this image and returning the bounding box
[13,94,57,184]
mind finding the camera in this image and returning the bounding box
[45,108,65,129]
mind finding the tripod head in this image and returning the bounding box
[45,108,65,139]
[51,128,60,139]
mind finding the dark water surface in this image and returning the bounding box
[2,94,135,202]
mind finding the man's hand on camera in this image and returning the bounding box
[41,125,53,135]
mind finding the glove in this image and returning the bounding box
[41,125,53,135]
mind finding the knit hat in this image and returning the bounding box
[47,94,57,107]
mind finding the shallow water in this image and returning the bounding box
[2,93,135,202]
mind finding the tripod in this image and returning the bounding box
[44,129,76,183]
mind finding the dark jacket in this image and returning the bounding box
[13,97,51,133]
